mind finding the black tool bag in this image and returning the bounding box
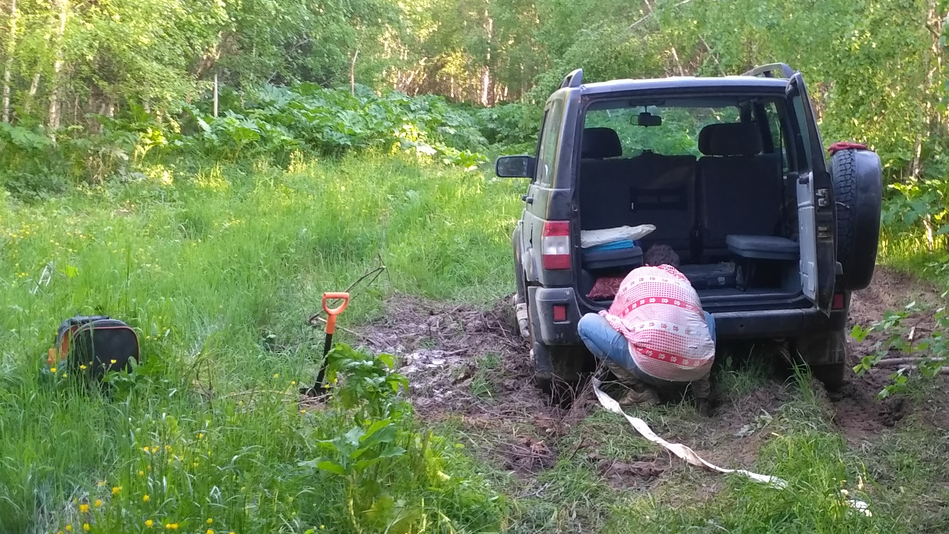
[50,316,140,379]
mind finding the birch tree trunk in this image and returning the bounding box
[2,0,18,123]
[48,0,68,130]
[350,48,359,96]
[480,9,493,106]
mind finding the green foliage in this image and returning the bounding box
[852,297,949,398]
[471,103,541,146]
[182,84,488,166]
[323,344,408,420]
[0,156,517,533]
[0,84,493,194]
[295,344,501,533]
[881,176,949,256]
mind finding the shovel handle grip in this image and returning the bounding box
[322,292,350,335]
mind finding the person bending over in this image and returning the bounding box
[578,245,716,415]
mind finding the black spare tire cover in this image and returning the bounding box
[830,147,883,291]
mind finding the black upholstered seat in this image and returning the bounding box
[696,122,783,256]
[578,127,696,258]
[726,234,798,261]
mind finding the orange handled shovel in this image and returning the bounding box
[310,292,350,393]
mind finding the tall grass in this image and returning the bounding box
[0,155,521,533]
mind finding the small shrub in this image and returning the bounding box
[852,295,949,398]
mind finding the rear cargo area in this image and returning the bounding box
[576,106,803,306]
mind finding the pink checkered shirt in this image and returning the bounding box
[600,265,715,382]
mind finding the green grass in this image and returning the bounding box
[3,154,948,533]
[877,228,949,288]
[0,155,521,533]
[470,353,502,402]
[586,377,883,534]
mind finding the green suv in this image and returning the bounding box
[497,64,883,391]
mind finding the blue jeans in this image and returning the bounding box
[577,312,716,390]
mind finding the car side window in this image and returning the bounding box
[535,99,564,186]
[763,102,789,173]
[789,96,813,172]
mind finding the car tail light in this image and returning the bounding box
[542,221,571,270]
[832,293,845,310]
[553,305,567,322]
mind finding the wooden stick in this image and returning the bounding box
[875,357,945,367]
[872,365,949,375]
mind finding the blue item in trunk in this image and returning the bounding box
[582,240,643,271]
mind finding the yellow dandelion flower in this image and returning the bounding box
[206,518,213,525]
[82,524,90,532]
[273,373,279,378]
[138,470,144,477]
[50,367,57,373]
[143,494,150,502]
[110,359,117,364]
[78,504,89,513]
[290,381,296,386]
[111,486,121,495]
[94,499,102,508]
[66,525,72,532]
[206,530,214,534]
[193,462,199,468]
[164,445,172,452]
[80,364,87,370]
[63,373,68,377]
[143,446,150,453]
[151,446,159,453]
[145,519,153,528]
[198,433,204,439]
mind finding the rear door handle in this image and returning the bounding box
[521,195,533,204]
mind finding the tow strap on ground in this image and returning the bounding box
[591,378,787,488]
[591,378,872,515]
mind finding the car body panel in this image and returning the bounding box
[504,66,860,368]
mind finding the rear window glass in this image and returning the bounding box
[581,98,783,158]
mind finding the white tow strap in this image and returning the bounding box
[592,378,787,488]
[591,378,872,515]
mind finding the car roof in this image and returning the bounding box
[579,76,788,96]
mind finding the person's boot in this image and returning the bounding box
[692,376,712,417]
[617,381,660,407]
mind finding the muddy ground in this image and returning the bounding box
[355,266,946,489]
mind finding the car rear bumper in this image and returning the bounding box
[713,306,849,338]
[528,286,849,346]
[528,286,585,345]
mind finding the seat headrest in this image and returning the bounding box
[698,123,763,156]
[582,127,622,159]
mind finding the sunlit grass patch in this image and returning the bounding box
[0,155,518,533]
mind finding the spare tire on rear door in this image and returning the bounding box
[829,145,883,291]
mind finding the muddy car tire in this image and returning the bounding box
[810,362,846,391]
[830,148,883,291]
[528,304,588,393]
[531,341,555,392]
[531,342,588,394]
[791,329,848,391]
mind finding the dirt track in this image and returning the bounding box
[355,266,947,483]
